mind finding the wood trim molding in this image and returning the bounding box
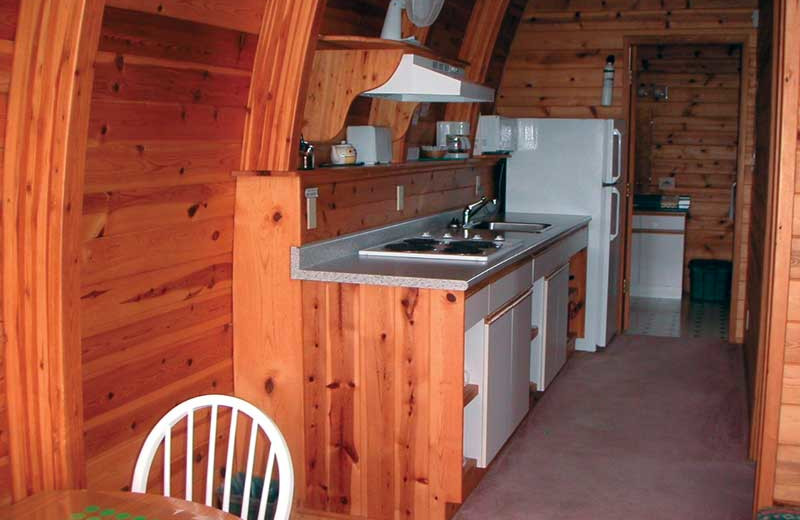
[2,0,105,500]
[753,0,800,510]
[241,1,327,172]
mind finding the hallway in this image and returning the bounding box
[455,335,755,519]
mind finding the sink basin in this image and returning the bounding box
[473,221,552,233]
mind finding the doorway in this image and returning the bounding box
[622,42,746,342]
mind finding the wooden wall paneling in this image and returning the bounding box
[299,162,496,243]
[3,0,105,500]
[80,3,261,494]
[443,0,512,132]
[302,48,405,143]
[0,0,18,507]
[752,0,799,509]
[100,7,258,71]
[634,44,742,293]
[241,1,327,172]
[104,0,264,34]
[233,176,306,504]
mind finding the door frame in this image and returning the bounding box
[620,33,754,344]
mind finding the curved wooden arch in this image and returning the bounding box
[3,0,105,500]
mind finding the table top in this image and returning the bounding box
[0,490,239,520]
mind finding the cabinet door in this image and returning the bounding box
[483,310,513,466]
[543,264,569,390]
[511,291,533,429]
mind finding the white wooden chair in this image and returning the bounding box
[131,394,294,520]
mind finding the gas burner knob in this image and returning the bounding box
[443,232,453,239]
[421,231,432,238]
[471,234,483,240]
[494,235,505,242]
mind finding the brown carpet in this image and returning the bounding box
[455,334,755,520]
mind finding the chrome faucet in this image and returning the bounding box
[462,196,494,227]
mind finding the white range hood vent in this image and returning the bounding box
[361,54,495,103]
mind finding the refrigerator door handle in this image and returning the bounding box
[609,187,621,242]
[610,128,623,184]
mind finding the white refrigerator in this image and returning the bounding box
[507,118,625,352]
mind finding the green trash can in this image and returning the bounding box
[689,259,732,303]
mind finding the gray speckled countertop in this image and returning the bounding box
[291,212,590,290]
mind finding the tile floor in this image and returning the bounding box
[627,296,730,340]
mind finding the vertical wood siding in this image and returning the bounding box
[774,17,800,504]
[497,0,757,342]
[79,4,261,493]
[0,0,18,506]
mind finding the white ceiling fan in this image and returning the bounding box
[380,0,445,41]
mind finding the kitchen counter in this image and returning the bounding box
[291,212,591,290]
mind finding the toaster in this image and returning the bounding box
[346,126,393,165]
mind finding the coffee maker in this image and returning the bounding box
[436,121,471,159]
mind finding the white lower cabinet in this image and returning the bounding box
[542,264,569,390]
[463,260,533,468]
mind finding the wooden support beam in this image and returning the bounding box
[241,1,327,172]
[2,0,105,500]
[444,0,512,131]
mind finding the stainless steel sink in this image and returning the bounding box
[473,221,552,233]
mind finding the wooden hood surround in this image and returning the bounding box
[0,0,519,517]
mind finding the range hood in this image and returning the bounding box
[361,54,495,103]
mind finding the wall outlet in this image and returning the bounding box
[658,177,676,190]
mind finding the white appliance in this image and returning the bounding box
[380,0,444,41]
[475,115,517,155]
[506,118,625,352]
[436,121,469,148]
[347,126,393,165]
[361,54,495,103]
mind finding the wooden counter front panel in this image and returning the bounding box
[301,281,464,519]
[301,163,496,243]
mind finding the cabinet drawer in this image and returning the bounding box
[489,260,532,314]
[533,226,588,280]
[633,214,685,231]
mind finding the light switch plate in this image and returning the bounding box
[658,177,676,190]
[305,187,319,230]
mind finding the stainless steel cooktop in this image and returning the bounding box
[358,229,521,263]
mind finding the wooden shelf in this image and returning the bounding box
[463,384,479,407]
[317,35,469,68]
[232,156,505,182]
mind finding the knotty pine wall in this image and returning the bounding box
[773,11,800,504]
[634,44,742,290]
[497,0,757,342]
[78,3,261,492]
[0,0,17,506]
